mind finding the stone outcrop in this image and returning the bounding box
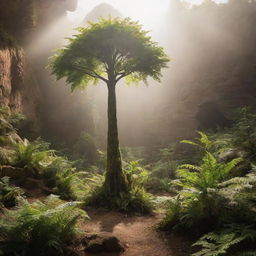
[0,43,41,132]
[0,0,91,142]
[0,0,78,40]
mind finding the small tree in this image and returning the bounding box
[50,17,169,200]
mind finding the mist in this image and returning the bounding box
[22,0,256,149]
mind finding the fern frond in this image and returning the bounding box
[180,140,199,147]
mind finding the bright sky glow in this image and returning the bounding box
[67,0,170,27]
[68,0,228,28]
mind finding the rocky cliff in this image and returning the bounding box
[0,0,95,142]
[1,0,256,147]
[0,28,41,134]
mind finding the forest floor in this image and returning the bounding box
[26,188,193,256]
[80,207,193,256]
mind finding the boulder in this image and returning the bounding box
[83,233,125,254]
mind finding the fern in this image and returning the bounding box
[86,162,153,213]
[175,152,241,194]
[162,133,242,231]
[13,139,55,177]
[0,176,24,208]
[0,147,15,165]
[124,161,149,192]
[0,195,88,255]
[0,105,24,136]
[181,131,213,152]
[192,224,256,256]
[54,168,78,200]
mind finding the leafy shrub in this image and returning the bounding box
[192,224,256,256]
[121,188,153,213]
[0,176,24,208]
[230,107,256,159]
[121,146,146,163]
[148,160,177,192]
[124,161,149,191]
[209,107,256,161]
[13,138,54,176]
[87,186,153,214]
[161,132,241,231]
[0,195,88,256]
[142,144,178,192]
[42,154,104,201]
[217,166,256,225]
[54,168,78,200]
[72,132,98,166]
[86,161,153,213]
[0,106,24,149]
[0,147,15,165]
[159,196,183,230]
[0,105,24,136]
[0,105,102,202]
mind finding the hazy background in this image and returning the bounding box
[19,0,256,150]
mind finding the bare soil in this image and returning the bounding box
[80,208,193,256]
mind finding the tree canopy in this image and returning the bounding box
[50,17,169,90]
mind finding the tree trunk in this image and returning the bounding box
[103,81,128,196]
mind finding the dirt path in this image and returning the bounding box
[81,208,193,256]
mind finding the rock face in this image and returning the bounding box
[0,43,41,133]
[154,0,256,143]
[0,0,78,39]
[1,0,256,146]
[0,0,95,143]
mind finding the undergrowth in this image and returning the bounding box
[160,109,256,255]
[86,161,153,213]
[0,176,24,208]
[0,195,88,256]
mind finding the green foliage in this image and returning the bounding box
[0,195,88,256]
[192,224,256,256]
[124,161,149,191]
[0,176,24,208]
[0,105,106,215]
[217,166,256,224]
[146,144,178,192]
[50,18,168,209]
[72,132,98,166]
[0,105,24,135]
[54,168,78,200]
[86,161,153,213]
[0,107,104,201]
[43,153,105,201]
[161,130,256,255]
[13,138,54,176]
[121,146,146,163]
[230,107,256,159]
[0,105,24,149]
[87,185,153,214]
[159,196,182,230]
[181,131,213,152]
[175,152,241,194]
[50,17,169,90]
[0,147,15,165]
[161,132,242,231]
[208,107,256,161]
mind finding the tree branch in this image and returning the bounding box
[116,71,133,82]
[73,64,108,83]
